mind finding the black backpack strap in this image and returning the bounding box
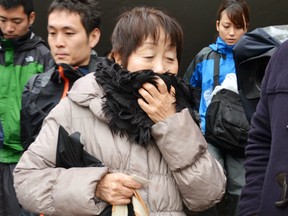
[40,67,55,88]
[28,74,39,92]
[26,66,55,94]
[212,51,220,88]
[20,66,55,150]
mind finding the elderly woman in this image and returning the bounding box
[13,6,226,216]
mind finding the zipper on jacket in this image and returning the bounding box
[58,65,70,99]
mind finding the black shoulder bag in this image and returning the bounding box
[205,52,250,157]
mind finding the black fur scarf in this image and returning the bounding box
[95,58,199,147]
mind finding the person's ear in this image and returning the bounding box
[216,20,220,32]
[112,52,122,66]
[89,28,101,48]
[29,12,35,26]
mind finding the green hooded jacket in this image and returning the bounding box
[0,31,52,163]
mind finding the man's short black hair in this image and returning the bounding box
[48,0,101,36]
[0,0,34,16]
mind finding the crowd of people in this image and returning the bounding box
[0,0,287,216]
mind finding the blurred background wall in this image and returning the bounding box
[33,0,288,77]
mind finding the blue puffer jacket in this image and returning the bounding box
[183,37,236,133]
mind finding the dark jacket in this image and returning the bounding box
[233,25,288,123]
[239,39,288,215]
[20,54,98,149]
[0,31,52,163]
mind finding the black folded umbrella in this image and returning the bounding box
[56,126,104,168]
[55,126,135,215]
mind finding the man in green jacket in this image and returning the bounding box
[0,0,52,215]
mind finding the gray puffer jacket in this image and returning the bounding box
[14,73,226,215]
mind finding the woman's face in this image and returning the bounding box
[216,10,247,45]
[125,29,178,74]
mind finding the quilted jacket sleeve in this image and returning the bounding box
[14,98,109,215]
[151,108,226,211]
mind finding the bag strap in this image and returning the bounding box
[212,51,221,89]
[27,66,55,93]
[28,74,39,92]
[111,190,149,216]
[131,189,149,216]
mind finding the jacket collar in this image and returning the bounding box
[50,54,99,83]
[0,31,32,49]
[0,31,48,52]
[209,36,235,55]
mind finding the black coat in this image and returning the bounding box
[20,55,98,149]
[239,39,288,215]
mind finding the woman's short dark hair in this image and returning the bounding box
[111,7,183,68]
[217,0,250,30]
[48,0,101,36]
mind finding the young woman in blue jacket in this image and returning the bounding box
[183,0,250,215]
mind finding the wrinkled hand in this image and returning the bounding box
[138,77,176,123]
[95,173,142,205]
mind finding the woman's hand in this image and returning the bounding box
[138,77,176,123]
[95,173,142,205]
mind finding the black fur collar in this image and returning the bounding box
[95,58,199,147]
